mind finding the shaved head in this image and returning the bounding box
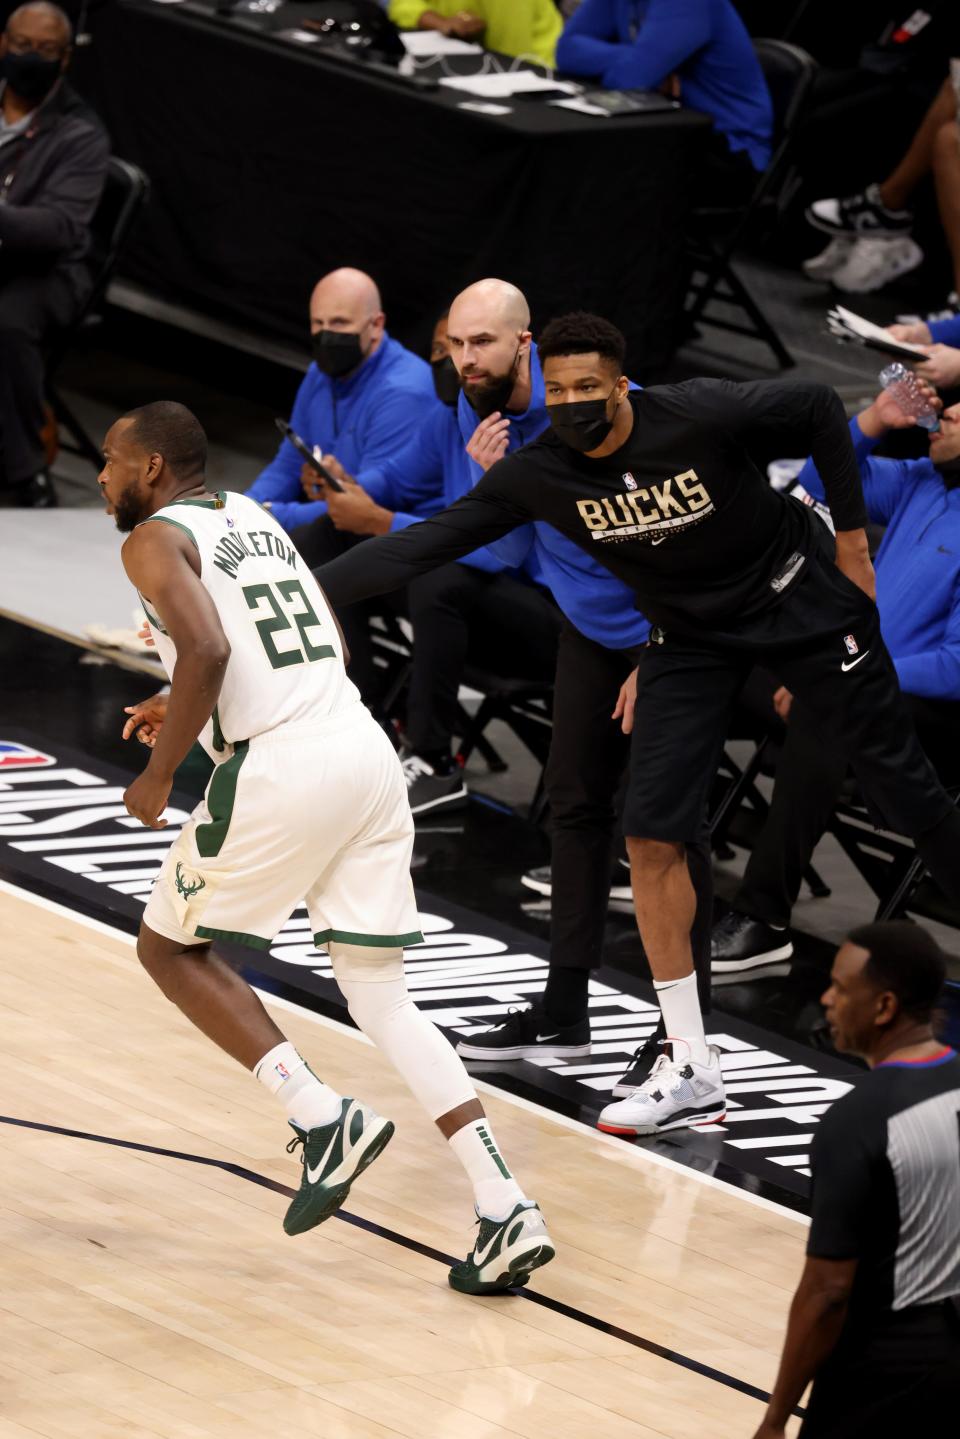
[307,267,386,374]
[5,2,72,43]
[310,267,383,324]
[446,278,532,417]
[449,278,530,335]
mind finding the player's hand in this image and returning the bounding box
[325,478,393,536]
[772,685,793,722]
[835,531,876,602]
[123,766,172,829]
[914,343,960,388]
[138,621,155,648]
[466,413,511,472]
[613,667,638,735]
[887,321,932,345]
[122,692,169,746]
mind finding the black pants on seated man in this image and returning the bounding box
[404,562,562,763]
[738,691,960,930]
[0,271,79,498]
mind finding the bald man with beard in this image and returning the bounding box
[246,266,433,701]
[0,2,108,508]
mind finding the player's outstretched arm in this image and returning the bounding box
[120,524,230,828]
[317,476,531,609]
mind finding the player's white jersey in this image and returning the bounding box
[138,490,358,758]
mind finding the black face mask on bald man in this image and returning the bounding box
[1,49,62,102]
[311,329,365,379]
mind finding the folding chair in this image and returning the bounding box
[45,156,150,470]
[684,38,817,369]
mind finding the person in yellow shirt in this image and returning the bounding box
[388,0,562,67]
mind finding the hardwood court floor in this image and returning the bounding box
[0,885,807,1439]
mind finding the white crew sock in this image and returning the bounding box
[653,972,710,1067]
[448,1119,527,1220]
[253,1041,343,1131]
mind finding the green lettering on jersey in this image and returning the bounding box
[242,579,335,669]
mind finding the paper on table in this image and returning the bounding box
[400,31,483,57]
[828,305,928,356]
[439,71,579,99]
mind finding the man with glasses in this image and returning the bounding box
[0,2,108,507]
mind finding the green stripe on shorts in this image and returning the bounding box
[313,928,424,948]
[194,924,272,950]
[195,740,249,859]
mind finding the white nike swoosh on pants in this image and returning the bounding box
[841,651,870,672]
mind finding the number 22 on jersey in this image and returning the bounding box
[242,579,335,669]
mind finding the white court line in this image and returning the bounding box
[0,876,808,1227]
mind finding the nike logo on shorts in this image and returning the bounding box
[841,651,870,672]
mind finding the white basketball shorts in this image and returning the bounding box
[143,706,422,951]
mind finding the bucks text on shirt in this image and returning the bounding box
[317,379,868,636]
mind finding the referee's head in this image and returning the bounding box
[823,921,948,1065]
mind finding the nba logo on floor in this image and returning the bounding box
[843,635,859,656]
[0,741,55,770]
[623,472,638,490]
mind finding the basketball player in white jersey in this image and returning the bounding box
[98,400,554,1295]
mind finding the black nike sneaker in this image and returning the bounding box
[806,183,913,237]
[456,1003,591,1061]
[711,911,793,976]
[401,751,468,816]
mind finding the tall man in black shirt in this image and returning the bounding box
[755,922,960,1439]
[317,312,960,1137]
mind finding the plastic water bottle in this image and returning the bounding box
[878,363,940,431]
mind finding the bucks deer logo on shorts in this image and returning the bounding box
[175,861,206,901]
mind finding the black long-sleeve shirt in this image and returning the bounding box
[0,83,109,280]
[318,379,868,634]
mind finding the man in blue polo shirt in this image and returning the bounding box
[246,266,432,536]
[556,0,772,203]
[318,300,559,814]
[246,266,432,699]
[713,381,960,977]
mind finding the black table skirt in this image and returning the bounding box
[74,0,710,376]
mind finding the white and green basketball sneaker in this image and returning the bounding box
[449,1202,556,1295]
[283,1098,394,1236]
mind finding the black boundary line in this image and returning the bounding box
[0,1112,796,1412]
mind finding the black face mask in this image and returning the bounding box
[548,386,620,453]
[431,356,460,408]
[463,344,521,420]
[0,50,63,103]
[311,328,365,379]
